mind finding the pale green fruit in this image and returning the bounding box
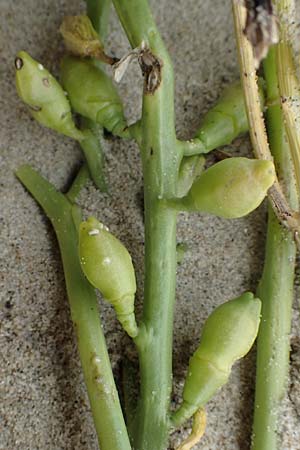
[184,157,275,218]
[79,217,137,337]
[60,56,127,135]
[15,51,82,140]
[182,292,261,410]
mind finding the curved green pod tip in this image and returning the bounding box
[183,157,275,218]
[79,217,138,338]
[15,51,83,140]
[172,293,261,426]
[195,81,265,153]
[60,56,127,136]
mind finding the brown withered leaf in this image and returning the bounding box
[60,15,117,65]
[244,0,279,67]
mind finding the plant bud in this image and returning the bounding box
[15,51,82,140]
[60,56,127,136]
[183,157,275,218]
[182,292,261,411]
[79,217,137,337]
[60,15,115,64]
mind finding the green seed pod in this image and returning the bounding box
[175,293,261,423]
[60,56,127,136]
[183,157,275,218]
[15,51,83,140]
[194,81,265,152]
[79,217,137,337]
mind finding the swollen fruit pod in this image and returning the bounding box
[15,51,82,140]
[172,293,261,425]
[60,56,127,136]
[79,217,138,338]
[183,157,275,218]
[194,81,264,152]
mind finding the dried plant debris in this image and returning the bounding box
[138,47,162,94]
[60,15,117,64]
[244,0,279,67]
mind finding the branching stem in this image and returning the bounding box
[111,1,181,448]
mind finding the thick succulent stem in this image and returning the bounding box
[251,48,298,450]
[16,165,132,450]
[86,0,111,41]
[112,1,180,448]
[134,202,177,450]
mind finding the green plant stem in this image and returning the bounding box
[66,163,90,203]
[251,48,298,450]
[134,202,177,450]
[252,208,295,450]
[86,0,111,41]
[16,165,132,450]
[112,1,180,448]
[171,396,198,429]
[127,120,142,146]
[78,0,113,191]
[112,0,181,198]
[80,119,108,192]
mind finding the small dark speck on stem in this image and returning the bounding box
[29,104,42,112]
[42,77,50,87]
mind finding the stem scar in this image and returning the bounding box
[42,77,50,87]
[138,47,162,94]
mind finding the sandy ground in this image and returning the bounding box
[1,0,300,449]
